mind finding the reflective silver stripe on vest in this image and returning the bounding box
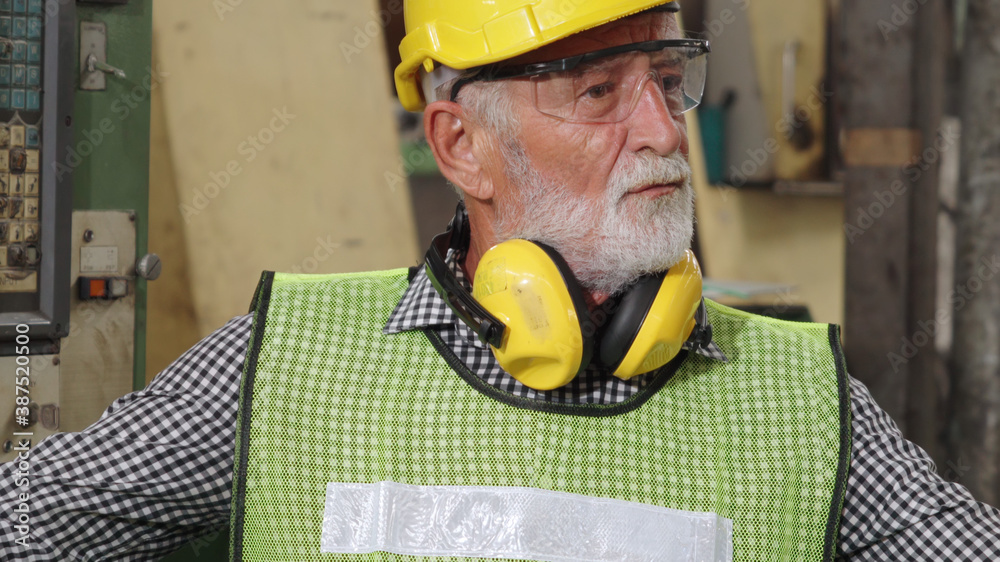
[321,481,734,562]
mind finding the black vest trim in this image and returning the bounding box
[230,271,275,562]
[423,328,687,418]
[823,323,852,562]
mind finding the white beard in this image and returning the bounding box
[494,143,695,296]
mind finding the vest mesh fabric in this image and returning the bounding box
[231,269,849,562]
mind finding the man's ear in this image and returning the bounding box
[424,101,494,200]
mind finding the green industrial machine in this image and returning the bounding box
[72,0,152,394]
[0,2,149,441]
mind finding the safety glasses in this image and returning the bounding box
[449,39,710,124]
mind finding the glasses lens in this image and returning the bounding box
[532,53,640,123]
[531,45,708,124]
[680,50,707,113]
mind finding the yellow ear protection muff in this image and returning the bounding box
[596,251,704,378]
[472,239,596,390]
[425,203,705,391]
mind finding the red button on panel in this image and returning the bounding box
[88,279,107,298]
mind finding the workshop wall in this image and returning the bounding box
[686,0,845,326]
[146,72,198,379]
[147,1,418,377]
[691,127,846,326]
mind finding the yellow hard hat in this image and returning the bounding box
[395,0,679,111]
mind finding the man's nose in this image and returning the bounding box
[623,74,685,156]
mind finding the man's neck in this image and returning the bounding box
[461,212,613,311]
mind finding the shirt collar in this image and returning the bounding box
[384,250,728,363]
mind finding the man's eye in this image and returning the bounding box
[661,75,683,92]
[584,83,613,99]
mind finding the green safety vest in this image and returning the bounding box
[230,269,850,562]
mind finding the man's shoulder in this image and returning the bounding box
[703,298,842,373]
[245,267,414,309]
[263,267,414,287]
[705,298,836,345]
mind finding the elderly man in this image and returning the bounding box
[3,0,1000,560]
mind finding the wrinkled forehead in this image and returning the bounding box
[509,11,681,65]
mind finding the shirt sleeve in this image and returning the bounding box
[0,314,253,561]
[838,376,1000,560]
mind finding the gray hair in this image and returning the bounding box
[428,71,522,197]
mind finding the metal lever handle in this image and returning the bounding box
[781,39,800,138]
[85,53,126,79]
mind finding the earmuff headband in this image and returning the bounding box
[424,203,507,348]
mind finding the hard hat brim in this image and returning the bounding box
[395,0,679,111]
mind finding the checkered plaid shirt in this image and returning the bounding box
[3,257,999,560]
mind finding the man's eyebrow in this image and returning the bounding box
[574,53,632,74]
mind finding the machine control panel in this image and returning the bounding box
[0,0,72,340]
[0,0,44,299]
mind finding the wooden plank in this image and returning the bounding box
[154,1,420,335]
[951,0,1000,504]
[904,0,949,468]
[842,128,922,167]
[841,0,917,428]
[147,64,200,381]
[843,167,911,422]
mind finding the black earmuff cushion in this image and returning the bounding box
[598,274,666,369]
[531,241,595,375]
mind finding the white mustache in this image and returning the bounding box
[608,152,692,198]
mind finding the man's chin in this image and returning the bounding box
[571,246,692,296]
